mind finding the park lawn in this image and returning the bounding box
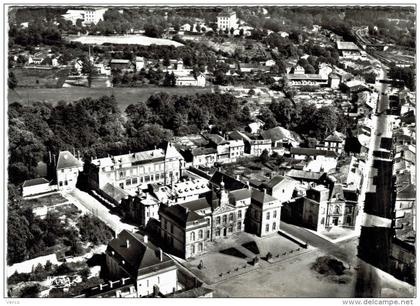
[8,86,213,111]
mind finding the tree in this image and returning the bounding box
[230,27,235,35]
[258,107,278,130]
[259,149,270,163]
[8,71,18,89]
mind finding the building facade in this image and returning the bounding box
[56,151,83,191]
[217,10,238,31]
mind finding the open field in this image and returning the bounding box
[11,67,70,88]
[67,34,184,46]
[8,86,213,111]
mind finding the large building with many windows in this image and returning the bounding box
[217,10,238,31]
[159,180,281,259]
[87,143,185,194]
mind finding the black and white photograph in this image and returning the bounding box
[1,0,417,302]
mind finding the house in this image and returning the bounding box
[22,178,54,197]
[105,230,178,297]
[56,151,83,191]
[316,131,345,154]
[175,73,206,87]
[87,143,185,193]
[123,192,160,227]
[229,130,271,156]
[217,9,238,31]
[260,126,301,149]
[27,56,43,65]
[204,134,245,163]
[328,73,341,89]
[301,184,358,232]
[159,181,281,259]
[189,147,218,168]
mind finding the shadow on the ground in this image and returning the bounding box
[219,247,247,259]
[242,241,260,255]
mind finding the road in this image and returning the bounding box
[62,188,137,235]
[280,222,355,263]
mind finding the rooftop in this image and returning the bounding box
[22,177,50,187]
[56,151,83,170]
[290,147,338,158]
[337,41,360,50]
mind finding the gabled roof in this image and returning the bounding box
[22,177,50,187]
[263,175,296,189]
[106,230,175,278]
[210,171,247,191]
[56,151,82,170]
[260,126,300,143]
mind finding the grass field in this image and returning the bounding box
[8,86,213,111]
[11,68,70,88]
[67,34,184,46]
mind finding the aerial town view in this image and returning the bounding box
[4,3,416,301]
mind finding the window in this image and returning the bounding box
[190,232,195,242]
[237,221,241,231]
[170,224,174,233]
[272,222,276,230]
[228,226,233,233]
[266,212,270,220]
[145,175,150,183]
[223,215,227,223]
[164,220,167,230]
[191,244,195,255]
[132,178,138,185]
[265,224,270,232]
[59,181,63,187]
[206,218,210,226]
[206,230,210,239]
[216,228,220,236]
[216,216,221,224]
[198,230,203,239]
[64,180,68,186]
[238,210,242,219]
[273,210,277,219]
[155,174,160,181]
[198,242,203,252]
[126,179,131,185]
[229,213,234,221]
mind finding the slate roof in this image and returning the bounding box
[56,151,82,170]
[251,189,278,207]
[106,230,175,278]
[22,177,50,187]
[230,188,251,202]
[191,147,217,156]
[209,171,247,191]
[160,198,211,227]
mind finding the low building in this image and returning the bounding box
[175,73,206,87]
[22,178,54,197]
[337,41,361,58]
[56,151,83,191]
[260,126,301,148]
[316,131,345,155]
[189,147,218,168]
[105,230,178,297]
[110,59,134,72]
[328,73,341,89]
[135,57,145,71]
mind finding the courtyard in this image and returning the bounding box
[184,232,311,284]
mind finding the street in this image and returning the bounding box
[62,188,137,235]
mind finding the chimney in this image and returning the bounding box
[126,239,130,248]
[144,235,148,244]
[263,188,266,194]
[236,174,240,180]
[159,248,163,262]
[109,280,114,289]
[99,284,103,290]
